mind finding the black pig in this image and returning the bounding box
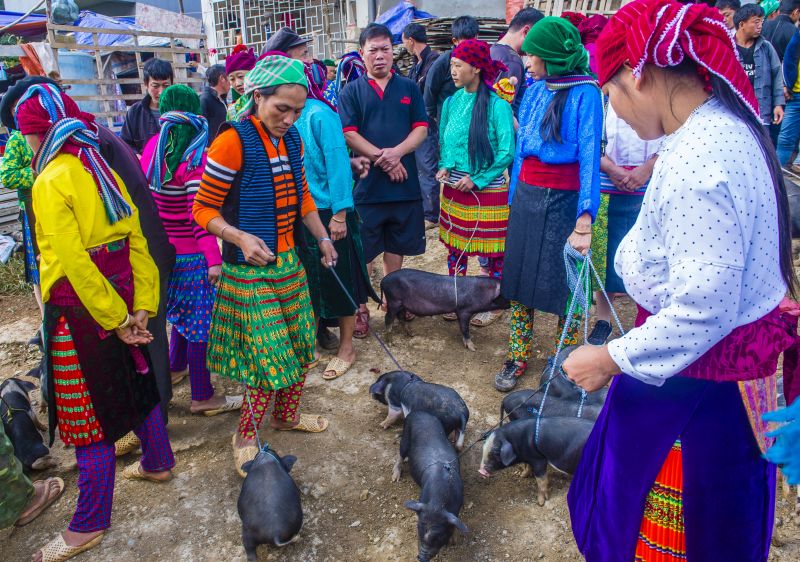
[479,417,593,506]
[380,269,509,351]
[393,411,468,562]
[238,447,302,561]
[499,388,604,425]
[370,371,469,449]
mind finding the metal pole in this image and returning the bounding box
[238,0,248,44]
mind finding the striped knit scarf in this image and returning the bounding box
[145,111,208,190]
[17,84,132,224]
[545,74,598,91]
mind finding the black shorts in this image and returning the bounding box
[357,200,426,263]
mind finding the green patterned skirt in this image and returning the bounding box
[207,250,316,391]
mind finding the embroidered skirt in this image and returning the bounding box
[297,209,377,320]
[207,250,316,391]
[439,181,509,258]
[166,253,216,342]
[501,182,578,315]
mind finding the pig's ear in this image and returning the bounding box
[241,460,254,474]
[281,455,297,473]
[444,511,469,535]
[499,439,516,466]
[369,377,386,395]
[404,500,424,513]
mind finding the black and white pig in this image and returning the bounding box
[479,417,594,506]
[393,410,468,562]
[238,447,303,561]
[499,387,604,425]
[536,345,608,404]
[380,269,509,351]
[370,371,469,449]
[0,377,54,471]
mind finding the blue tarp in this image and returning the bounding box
[0,10,47,39]
[74,11,168,48]
[376,2,435,43]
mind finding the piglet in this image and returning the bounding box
[479,417,593,506]
[238,447,302,561]
[380,269,509,351]
[393,411,468,561]
[0,377,54,471]
[499,388,604,425]
[370,371,469,449]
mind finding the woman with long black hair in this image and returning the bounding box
[563,0,800,559]
[436,39,515,329]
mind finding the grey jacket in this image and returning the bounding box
[750,37,784,126]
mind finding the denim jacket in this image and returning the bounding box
[748,37,784,126]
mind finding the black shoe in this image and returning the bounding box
[317,327,339,351]
[494,361,526,392]
[588,320,612,345]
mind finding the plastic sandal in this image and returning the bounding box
[322,357,352,380]
[232,434,259,478]
[470,310,503,327]
[36,532,104,562]
[442,312,457,321]
[199,395,243,417]
[114,432,141,457]
[277,413,329,433]
[121,461,173,483]
[170,369,188,386]
[15,477,65,527]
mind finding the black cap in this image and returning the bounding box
[264,27,310,55]
[0,75,59,130]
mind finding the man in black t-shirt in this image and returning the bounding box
[339,23,428,277]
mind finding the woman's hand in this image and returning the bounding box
[131,310,149,331]
[328,213,347,241]
[567,213,592,256]
[238,232,275,266]
[623,165,651,192]
[208,265,222,285]
[454,175,475,192]
[115,314,153,345]
[607,164,629,189]
[319,239,338,269]
[561,344,620,392]
[435,168,450,183]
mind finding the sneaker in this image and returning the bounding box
[495,361,526,392]
[317,327,340,351]
[588,320,613,345]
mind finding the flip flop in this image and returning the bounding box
[322,357,352,380]
[122,461,173,483]
[171,369,188,386]
[15,477,65,527]
[197,395,243,417]
[442,312,457,321]
[114,432,141,457]
[470,310,503,327]
[276,413,329,433]
[232,434,259,478]
[35,532,104,562]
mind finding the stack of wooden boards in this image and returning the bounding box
[412,17,508,51]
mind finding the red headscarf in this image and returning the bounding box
[577,14,608,46]
[595,0,758,116]
[451,39,508,89]
[561,11,587,27]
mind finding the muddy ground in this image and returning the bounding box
[2,230,800,562]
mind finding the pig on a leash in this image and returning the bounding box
[0,377,54,471]
[380,269,509,351]
[479,417,593,506]
[238,447,303,561]
[499,387,604,425]
[370,371,469,449]
[393,410,468,562]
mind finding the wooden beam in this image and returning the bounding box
[47,23,205,40]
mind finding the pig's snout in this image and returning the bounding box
[478,466,492,479]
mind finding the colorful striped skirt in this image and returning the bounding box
[51,315,104,446]
[166,253,216,342]
[207,250,316,392]
[439,180,509,258]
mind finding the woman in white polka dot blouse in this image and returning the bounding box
[563,1,800,560]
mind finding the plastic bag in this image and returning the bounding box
[51,0,80,26]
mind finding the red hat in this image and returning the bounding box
[225,44,256,74]
[451,39,508,89]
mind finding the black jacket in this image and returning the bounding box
[763,14,799,61]
[424,50,458,132]
[120,94,161,154]
[408,46,439,94]
[200,86,228,144]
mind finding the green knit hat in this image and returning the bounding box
[522,16,591,77]
[322,59,336,67]
[761,0,779,17]
[158,84,202,182]
[234,55,308,120]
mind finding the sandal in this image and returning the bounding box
[471,310,503,327]
[122,461,173,483]
[171,369,188,386]
[114,432,140,457]
[442,312,457,321]
[35,532,104,562]
[232,434,259,478]
[197,395,243,417]
[354,308,370,339]
[15,477,65,527]
[322,357,352,380]
[276,413,329,433]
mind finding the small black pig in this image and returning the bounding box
[537,345,609,405]
[238,447,302,561]
[393,410,468,562]
[499,388,604,425]
[0,377,54,471]
[380,269,509,351]
[479,417,593,506]
[785,175,800,238]
[370,371,469,450]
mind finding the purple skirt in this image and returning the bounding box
[568,373,775,561]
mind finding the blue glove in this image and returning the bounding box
[763,397,800,484]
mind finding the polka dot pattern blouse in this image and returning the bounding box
[607,97,786,385]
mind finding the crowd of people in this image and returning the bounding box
[2,0,800,560]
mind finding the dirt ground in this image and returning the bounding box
[2,230,800,562]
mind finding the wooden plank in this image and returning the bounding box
[47,23,205,40]
[0,45,24,56]
[92,33,112,125]
[49,43,201,55]
[69,94,154,101]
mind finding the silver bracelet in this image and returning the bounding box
[319,237,332,244]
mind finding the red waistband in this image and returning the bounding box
[519,157,580,190]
